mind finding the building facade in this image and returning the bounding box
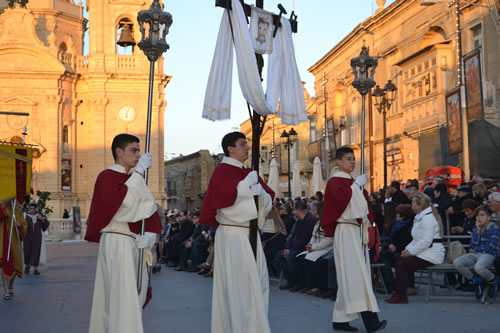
[308,0,499,192]
[0,0,170,217]
[164,150,221,211]
[242,0,499,195]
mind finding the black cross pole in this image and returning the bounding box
[215,0,298,259]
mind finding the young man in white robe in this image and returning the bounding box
[85,134,162,333]
[322,147,387,333]
[200,132,274,333]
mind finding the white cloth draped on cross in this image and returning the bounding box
[202,0,307,125]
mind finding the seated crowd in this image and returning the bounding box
[156,177,500,304]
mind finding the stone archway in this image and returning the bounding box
[420,26,448,49]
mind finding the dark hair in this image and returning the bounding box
[434,183,448,194]
[221,132,246,157]
[395,204,414,220]
[475,205,492,216]
[189,211,200,218]
[111,134,139,161]
[28,202,37,208]
[280,203,292,214]
[411,179,419,188]
[390,181,401,190]
[315,191,323,201]
[462,199,477,211]
[335,146,354,160]
[294,199,308,211]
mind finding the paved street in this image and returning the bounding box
[1,242,500,333]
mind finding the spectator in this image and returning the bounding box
[279,203,296,236]
[434,183,453,232]
[451,199,477,237]
[166,213,195,267]
[403,187,418,202]
[385,192,445,304]
[454,206,500,300]
[488,183,499,194]
[315,191,324,202]
[489,192,500,227]
[277,200,317,290]
[176,212,210,272]
[387,181,411,206]
[448,184,474,231]
[472,183,488,206]
[63,209,69,219]
[378,204,414,294]
[294,201,333,295]
[261,207,287,276]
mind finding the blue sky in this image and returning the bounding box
[81,0,395,158]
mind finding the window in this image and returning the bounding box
[350,97,359,144]
[309,118,317,143]
[471,24,482,50]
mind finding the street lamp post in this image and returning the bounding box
[351,45,378,174]
[280,128,297,198]
[372,80,397,189]
[133,0,172,294]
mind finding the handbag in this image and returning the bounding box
[445,240,466,263]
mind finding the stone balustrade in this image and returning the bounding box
[46,218,87,241]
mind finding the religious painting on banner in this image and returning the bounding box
[0,144,32,204]
[445,87,463,154]
[61,159,71,191]
[250,7,273,55]
[463,49,484,122]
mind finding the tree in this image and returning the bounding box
[24,190,54,218]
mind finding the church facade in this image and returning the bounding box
[0,0,170,217]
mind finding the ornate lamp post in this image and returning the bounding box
[280,128,297,198]
[372,80,397,189]
[132,0,172,294]
[351,45,377,174]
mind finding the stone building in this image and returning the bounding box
[243,0,499,196]
[0,0,170,217]
[164,150,221,211]
[308,0,500,192]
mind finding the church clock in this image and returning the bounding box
[119,106,136,122]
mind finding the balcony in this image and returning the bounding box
[307,140,321,162]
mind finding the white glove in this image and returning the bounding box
[251,184,265,197]
[245,171,259,186]
[135,153,152,175]
[136,234,150,249]
[354,174,367,187]
[136,232,155,249]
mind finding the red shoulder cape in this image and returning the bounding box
[200,162,275,227]
[322,176,374,237]
[85,169,161,243]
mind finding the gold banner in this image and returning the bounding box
[0,144,32,203]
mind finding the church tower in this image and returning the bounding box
[0,0,169,217]
[79,0,169,213]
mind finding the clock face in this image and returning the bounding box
[119,106,136,122]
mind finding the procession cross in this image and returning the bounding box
[215,0,298,259]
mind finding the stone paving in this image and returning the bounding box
[1,242,500,333]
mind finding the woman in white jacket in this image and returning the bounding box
[385,192,445,304]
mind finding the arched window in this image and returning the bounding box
[116,17,136,55]
[63,125,69,143]
[59,42,67,53]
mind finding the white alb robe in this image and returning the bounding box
[332,171,379,323]
[88,164,157,333]
[211,157,273,333]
